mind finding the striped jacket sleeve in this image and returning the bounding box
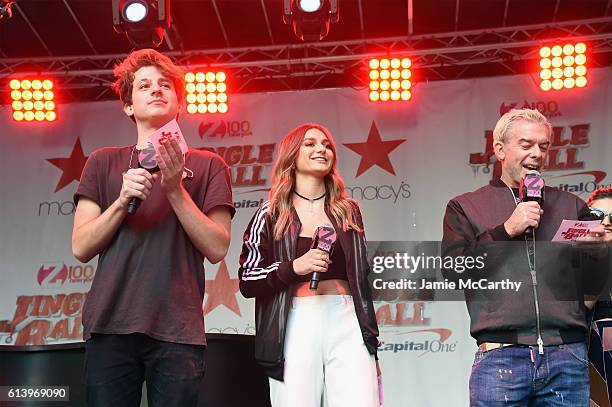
[238,202,297,298]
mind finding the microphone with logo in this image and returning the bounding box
[127,142,160,215]
[519,170,545,236]
[309,223,337,290]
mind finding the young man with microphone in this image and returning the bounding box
[72,49,234,407]
[442,108,607,406]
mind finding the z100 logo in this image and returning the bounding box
[198,120,253,140]
[37,262,95,288]
[500,100,561,118]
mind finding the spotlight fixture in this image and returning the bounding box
[184,71,228,115]
[539,42,587,91]
[368,58,413,102]
[9,79,57,122]
[112,0,171,48]
[0,1,13,21]
[282,0,339,42]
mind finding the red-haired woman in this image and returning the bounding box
[239,123,380,407]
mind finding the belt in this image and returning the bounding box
[478,342,515,353]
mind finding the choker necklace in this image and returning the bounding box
[294,191,326,201]
[294,191,325,212]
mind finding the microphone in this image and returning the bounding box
[310,223,337,290]
[520,170,545,235]
[127,142,159,215]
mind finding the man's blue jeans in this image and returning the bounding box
[470,342,589,406]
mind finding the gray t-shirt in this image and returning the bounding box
[75,145,235,345]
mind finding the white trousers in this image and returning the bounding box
[269,295,378,407]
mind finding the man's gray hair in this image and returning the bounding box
[493,108,552,143]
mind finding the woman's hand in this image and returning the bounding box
[293,249,330,276]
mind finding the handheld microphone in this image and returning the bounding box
[127,143,159,215]
[310,223,337,290]
[520,170,545,235]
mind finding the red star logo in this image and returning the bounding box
[46,138,89,192]
[343,121,406,178]
[203,261,241,317]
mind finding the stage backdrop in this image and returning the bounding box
[1,67,611,406]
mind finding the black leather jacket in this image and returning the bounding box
[238,200,379,380]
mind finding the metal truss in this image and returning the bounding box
[2,17,612,100]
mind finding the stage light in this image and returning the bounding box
[539,42,587,91]
[9,78,57,122]
[369,57,412,102]
[283,0,339,41]
[184,71,228,114]
[124,1,147,22]
[112,0,171,48]
[0,1,14,21]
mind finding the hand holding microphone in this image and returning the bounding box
[123,143,159,215]
[309,224,337,290]
[292,224,337,289]
[504,171,545,237]
[292,249,330,276]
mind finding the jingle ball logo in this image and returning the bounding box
[37,262,95,288]
[198,120,253,140]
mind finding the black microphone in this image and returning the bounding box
[520,170,545,235]
[127,143,159,215]
[310,223,337,290]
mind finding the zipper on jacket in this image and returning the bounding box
[526,230,544,355]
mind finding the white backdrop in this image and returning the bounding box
[1,68,611,406]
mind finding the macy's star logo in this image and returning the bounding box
[343,121,406,178]
[203,261,241,317]
[46,138,89,192]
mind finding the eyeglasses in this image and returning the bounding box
[589,207,612,224]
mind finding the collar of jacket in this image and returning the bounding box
[490,177,509,188]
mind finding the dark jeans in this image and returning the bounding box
[470,342,589,406]
[84,333,205,407]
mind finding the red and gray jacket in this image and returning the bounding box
[238,200,379,381]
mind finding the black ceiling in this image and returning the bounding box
[1,0,611,102]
